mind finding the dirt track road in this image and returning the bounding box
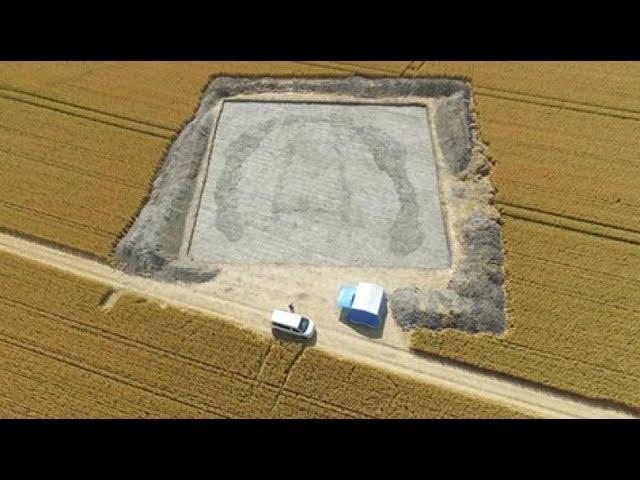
[0,231,635,419]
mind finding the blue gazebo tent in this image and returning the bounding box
[336,285,357,309]
[336,282,386,328]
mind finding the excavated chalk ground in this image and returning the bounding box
[116,77,506,336]
[188,101,450,269]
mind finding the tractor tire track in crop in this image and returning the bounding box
[0,230,635,418]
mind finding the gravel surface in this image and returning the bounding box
[115,76,506,334]
[188,101,449,268]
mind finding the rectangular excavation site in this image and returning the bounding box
[187,100,450,269]
[116,77,506,336]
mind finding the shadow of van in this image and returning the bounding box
[271,328,318,347]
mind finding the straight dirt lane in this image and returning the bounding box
[0,230,635,419]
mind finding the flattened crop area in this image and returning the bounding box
[1,61,640,416]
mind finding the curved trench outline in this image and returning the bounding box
[213,118,280,241]
[271,114,352,223]
[211,105,429,257]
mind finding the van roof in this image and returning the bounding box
[271,310,303,329]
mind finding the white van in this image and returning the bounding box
[270,310,315,339]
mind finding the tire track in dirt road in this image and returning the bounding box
[0,231,636,419]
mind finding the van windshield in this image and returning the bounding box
[298,317,309,332]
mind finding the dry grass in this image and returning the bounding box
[0,250,527,418]
[411,62,640,410]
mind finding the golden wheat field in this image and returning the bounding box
[0,61,639,417]
[0,62,357,260]
[0,249,527,418]
[410,62,640,410]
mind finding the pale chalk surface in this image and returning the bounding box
[189,101,450,269]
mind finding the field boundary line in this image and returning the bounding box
[408,64,640,120]
[294,61,406,76]
[0,225,108,265]
[402,61,426,77]
[474,86,640,122]
[0,146,149,191]
[0,87,176,140]
[0,230,636,418]
[0,85,176,131]
[334,61,413,75]
[15,65,633,126]
[0,297,363,418]
[294,64,640,121]
[0,201,118,237]
[0,294,367,419]
[0,331,229,418]
[509,249,640,286]
[511,274,640,318]
[499,202,640,246]
[409,344,637,416]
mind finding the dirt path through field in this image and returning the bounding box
[0,231,635,419]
